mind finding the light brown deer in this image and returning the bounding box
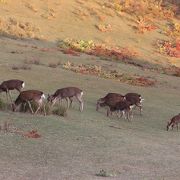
[167,113,180,131]
[12,90,46,115]
[0,79,25,103]
[47,87,84,112]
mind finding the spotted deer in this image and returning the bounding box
[47,87,84,112]
[167,113,180,131]
[0,79,25,103]
[12,90,46,115]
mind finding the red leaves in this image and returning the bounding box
[22,130,41,138]
[61,48,80,56]
[88,45,138,61]
[133,77,156,87]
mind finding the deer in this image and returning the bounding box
[12,90,46,115]
[167,113,180,131]
[0,79,25,103]
[47,87,84,112]
[96,93,125,112]
[107,100,134,121]
[124,93,144,115]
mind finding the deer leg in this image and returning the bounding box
[126,110,131,122]
[43,103,46,116]
[7,90,13,104]
[27,101,34,114]
[35,99,44,115]
[107,107,110,117]
[66,98,70,109]
[58,99,61,107]
[6,92,9,103]
[69,97,73,108]
[34,101,41,114]
[136,104,142,115]
[117,110,123,118]
[76,94,84,112]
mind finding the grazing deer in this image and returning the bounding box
[96,93,125,112]
[107,100,134,121]
[167,113,180,131]
[12,90,46,115]
[0,79,25,103]
[124,93,144,115]
[47,87,84,112]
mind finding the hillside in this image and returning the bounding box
[0,1,180,180]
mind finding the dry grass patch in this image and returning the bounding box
[62,61,156,87]
[12,64,31,70]
[0,17,41,39]
[24,58,42,65]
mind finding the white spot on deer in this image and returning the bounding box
[81,91,83,96]
[22,82,25,88]
[41,94,46,99]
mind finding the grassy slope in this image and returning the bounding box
[0,0,180,179]
[0,37,180,179]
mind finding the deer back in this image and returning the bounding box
[125,93,142,105]
[0,79,24,91]
[16,90,44,103]
[54,87,83,98]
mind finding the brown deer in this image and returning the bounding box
[96,93,125,112]
[124,93,144,115]
[0,79,25,103]
[107,100,134,121]
[12,90,46,115]
[47,87,84,112]
[167,113,180,131]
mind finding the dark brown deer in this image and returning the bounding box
[0,79,25,103]
[96,93,125,112]
[124,93,144,115]
[107,100,134,121]
[47,87,84,112]
[12,90,46,115]
[167,113,180,131]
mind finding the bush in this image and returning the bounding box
[52,105,67,117]
[0,98,6,110]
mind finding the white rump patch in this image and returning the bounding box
[140,98,144,103]
[81,91,83,96]
[41,94,46,99]
[22,82,25,88]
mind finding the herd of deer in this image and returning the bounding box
[0,79,179,131]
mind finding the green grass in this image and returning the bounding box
[0,37,180,179]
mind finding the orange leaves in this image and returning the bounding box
[135,17,157,34]
[156,39,180,58]
[96,24,112,32]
